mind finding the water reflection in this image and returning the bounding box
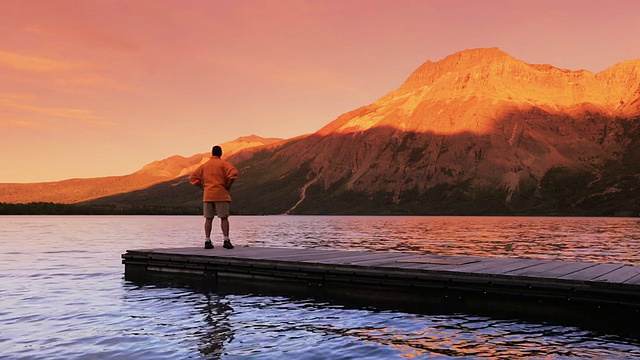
[123,278,640,359]
[121,265,640,360]
[199,293,234,357]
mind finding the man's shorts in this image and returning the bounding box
[203,201,230,219]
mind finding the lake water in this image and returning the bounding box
[1,215,640,359]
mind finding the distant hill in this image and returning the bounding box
[0,135,283,204]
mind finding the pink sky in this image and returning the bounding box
[1,0,640,183]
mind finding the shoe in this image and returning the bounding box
[204,241,214,249]
[223,239,234,249]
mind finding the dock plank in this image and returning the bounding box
[226,247,322,259]
[329,252,414,265]
[348,254,432,267]
[279,249,384,263]
[261,249,348,261]
[444,258,545,275]
[525,262,595,279]
[373,256,508,272]
[557,263,624,281]
[593,265,640,283]
[504,260,571,277]
[625,274,640,285]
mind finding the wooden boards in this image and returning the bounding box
[122,246,640,310]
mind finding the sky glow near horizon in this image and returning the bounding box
[1,0,640,183]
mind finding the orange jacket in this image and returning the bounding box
[189,156,239,202]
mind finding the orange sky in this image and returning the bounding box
[2,0,640,183]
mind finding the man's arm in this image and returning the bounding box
[189,166,204,189]
[224,178,235,191]
[225,164,239,191]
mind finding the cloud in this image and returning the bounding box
[55,74,132,91]
[0,92,38,103]
[24,24,140,52]
[0,51,131,91]
[0,118,42,129]
[276,67,358,94]
[210,54,359,94]
[1,102,116,126]
[0,50,86,72]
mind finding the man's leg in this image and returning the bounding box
[205,217,214,239]
[220,217,229,237]
[203,202,216,249]
[203,217,214,249]
[221,217,233,249]
[215,202,231,239]
[215,202,233,249]
[203,203,216,239]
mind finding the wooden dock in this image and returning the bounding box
[122,246,640,316]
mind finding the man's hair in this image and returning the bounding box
[212,145,223,157]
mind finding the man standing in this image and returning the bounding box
[189,145,239,249]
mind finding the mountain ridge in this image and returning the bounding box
[2,47,640,216]
[0,135,282,204]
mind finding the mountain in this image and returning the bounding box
[0,135,282,204]
[222,48,640,215]
[4,48,640,216]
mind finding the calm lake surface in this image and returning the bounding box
[1,215,640,359]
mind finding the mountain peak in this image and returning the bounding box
[393,47,521,95]
[319,48,640,136]
[444,47,513,62]
[596,57,640,114]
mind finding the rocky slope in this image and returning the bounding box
[223,48,640,215]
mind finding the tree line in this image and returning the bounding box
[0,202,201,215]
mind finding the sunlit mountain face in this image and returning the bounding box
[3,48,640,216]
[318,47,640,136]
